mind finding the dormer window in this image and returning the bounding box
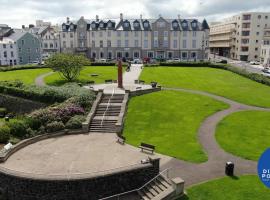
[173,22,178,28]
[62,25,66,30]
[192,22,197,28]
[91,23,96,29]
[107,23,112,28]
[134,22,139,28]
[144,22,149,28]
[182,22,187,27]
[99,23,104,28]
[124,22,129,28]
[70,24,74,30]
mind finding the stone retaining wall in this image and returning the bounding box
[0,159,160,200]
[0,94,47,114]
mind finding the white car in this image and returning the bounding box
[250,61,260,65]
[132,59,143,64]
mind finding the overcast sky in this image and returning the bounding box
[1,0,270,28]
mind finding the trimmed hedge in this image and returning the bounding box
[90,62,116,66]
[160,61,211,67]
[0,125,10,143]
[0,64,47,72]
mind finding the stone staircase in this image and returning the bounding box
[138,176,174,200]
[89,94,125,133]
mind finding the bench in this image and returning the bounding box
[105,79,113,84]
[117,136,126,144]
[139,143,155,154]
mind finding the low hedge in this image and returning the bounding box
[0,64,47,72]
[160,61,211,67]
[90,62,116,66]
[0,125,10,143]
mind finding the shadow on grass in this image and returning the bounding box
[176,194,189,200]
[228,175,239,180]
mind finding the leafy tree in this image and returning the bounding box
[45,53,90,81]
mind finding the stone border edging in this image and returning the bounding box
[116,92,129,134]
[82,90,103,132]
[0,129,83,163]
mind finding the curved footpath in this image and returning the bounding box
[161,87,270,187]
[35,71,54,86]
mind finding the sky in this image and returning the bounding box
[1,0,270,28]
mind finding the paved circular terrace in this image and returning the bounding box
[0,133,170,177]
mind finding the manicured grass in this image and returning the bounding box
[123,90,228,163]
[45,66,119,86]
[0,68,51,84]
[140,67,270,107]
[216,111,270,161]
[180,175,270,200]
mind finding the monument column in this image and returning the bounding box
[118,60,123,88]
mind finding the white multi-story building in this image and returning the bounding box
[210,12,270,61]
[0,38,18,66]
[60,14,210,60]
[260,27,270,66]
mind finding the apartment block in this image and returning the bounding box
[60,14,210,60]
[260,27,270,66]
[210,12,270,61]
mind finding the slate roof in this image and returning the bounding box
[61,17,208,32]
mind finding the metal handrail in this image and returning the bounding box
[99,168,171,200]
[101,88,115,126]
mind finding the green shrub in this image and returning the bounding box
[23,117,41,130]
[45,121,65,133]
[0,108,7,117]
[160,61,211,67]
[0,64,46,72]
[90,62,116,66]
[65,115,85,129]
[7,120,28,138]
[0,125,10,143]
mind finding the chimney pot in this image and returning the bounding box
[120,13,123,20]
[96,15,99,21]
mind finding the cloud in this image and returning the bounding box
[1,0,270,28]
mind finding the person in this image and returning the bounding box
[126,62,131,72]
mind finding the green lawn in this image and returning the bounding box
[140,67,270,107]
[216,110,270,161]
[180,175,270,200]
[0,68,51,84]
[45,66,119,86]
[123,90,228,163]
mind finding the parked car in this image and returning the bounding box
[250,61,260,65]
[132,59,143,64]
[262,68,270,73]
[216,59,228,64]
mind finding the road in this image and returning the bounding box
[209,54,267,75]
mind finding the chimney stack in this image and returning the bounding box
[67,17,70,23]
[178,14,181,20]
[96,15,99,21]
[120,13,123,20]
[140,14,143,20]
[22,25,25,29]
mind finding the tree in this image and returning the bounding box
[45,53,90,82]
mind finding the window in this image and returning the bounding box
[92,52,96,58]
[241,39,249,44]
[192,40,196,48]
[173,40,177,48]
[124,22,129,28]
[157,21,165,28]
[3,44,6,48]
[192,31,197,37]
[99,31,103,37]
[117,52,122,58]
[125,31,129,37]
[27,48,30,53]
[117,31,121,37]
[256,32,260,36]
[144,32,148,37]
[99,23,104,28]
[92,32,95,37]
[4,51,7,58]
[182,22,187,28]
[10,44,13,48]
[242,23,250,28]
[70,41,73,48]
[134,31,139,37]
[19,48,21,52]
[92,41,95,47]
[174,31,177,37]
[107,31,111,37]
[63,41,66,48]
[255,47,258,51]
[191,52,197,59]
[154,31,158,37]
[192,22,197,28]
[243,14,251,20]
[134,40,139,47]
[100,52,104,58]
[183,31,187,37]
[173,22,178,28]
[147,51,154,58]
[125,40,129,47]
[50,43,53,48]
[107,40,111,47]
[241,47,249,52]
[11,51,14,57]
[183,40,187,48]
[134,51,139,58]
[258,15,262,19]
[125,52,129,58]
[70,33,73,38]
[182,52,187,59]
[168,52,173,59]
[134,22,139,28]
[163,39,168,47]
[91,23,96,29]
[154,40,158,47]
[144,40,148,48]
[62,33,65,38]
[107,22,112,28]
[108,52,112,59]
[100,40,103,48]
[117,40,121,47]
[242,31,250,36]
[44,43,48,48]
[164,31,168,37]
[144,22,149,28]
[14,60,17,65]
[256,40,259,43]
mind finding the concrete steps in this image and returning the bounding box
[89,94,125,133]
[138,176,173,200]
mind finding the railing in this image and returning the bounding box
[99,168,172,200]
[100,88,115,126]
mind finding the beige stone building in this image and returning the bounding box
[260,27,270,66]
[210,12,270,61]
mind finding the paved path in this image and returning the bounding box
[160,87,270,187]
[123,64,143,84]
[35,71,54,86]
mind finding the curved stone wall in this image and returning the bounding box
[0,159,160,200]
